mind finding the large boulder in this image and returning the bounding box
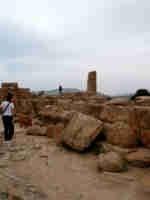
[104,122,138,148]
[126,148,150,167]
[98,152,127,172]
[61,112,103,151]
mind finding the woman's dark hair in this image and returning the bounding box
[6,95,13,102]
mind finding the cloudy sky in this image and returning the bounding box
[0,0,149,95]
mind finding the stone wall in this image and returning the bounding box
[1,82,18,89]
[0,82,34,116]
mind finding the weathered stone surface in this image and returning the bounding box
[0,82,34,116]
[99,141,137,156]
[54,123,65,145]
[32,119,43,126]
[57,99,73,106]
[39,110,74,125]
[70,101,88,114]
[126,148,150,167]
[11,150,28,161]
[61,112,103,151]
[135,106,150,129]
[46,124,55,138]
[81,103,103,119]
[16,99,34,115]
[135,105,150,147]
[16,113,32,128]
[135,96,150,106]
[8,183,48,200]
[99,105,137,125]
[140,174,150,192]
[26,125,46,136]
[88,96,107,104]
[87,71,97,93]
[140,129,150,148]
[46,123,64,143]
[105,98,132,106]
[104,122,138,148]
[98,152,127,172]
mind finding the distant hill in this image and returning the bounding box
[44,88,81,96]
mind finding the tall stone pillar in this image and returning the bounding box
[87,71,97,93]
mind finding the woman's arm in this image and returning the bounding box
[11,103,16,116]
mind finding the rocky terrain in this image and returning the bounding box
[0,122,150,200]
[0,92,150,199]
[1,75,150,199]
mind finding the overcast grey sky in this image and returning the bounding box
[0,0,149,94]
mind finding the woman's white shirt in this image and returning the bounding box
[0,101,14,116]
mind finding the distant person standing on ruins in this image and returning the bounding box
[59,85,63,94]
[0,95,15,146]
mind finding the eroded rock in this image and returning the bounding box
[126,148,150,167]
[61,112,103,151]
[46,123,64,145]
[26,125,46,136]
[98,152,127,172]
[140,129,150,148]
[99,141,137,156]
[104,122,138,148]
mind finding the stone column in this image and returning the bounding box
[87,71,97,93]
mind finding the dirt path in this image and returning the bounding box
[0,123,150,199]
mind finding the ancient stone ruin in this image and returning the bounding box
[1,73,150,199]
[0,82,34,115]
[87,71,97,93]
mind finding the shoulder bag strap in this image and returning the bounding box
[2,103,10,114]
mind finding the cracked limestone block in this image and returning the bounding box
[61,112,103,151]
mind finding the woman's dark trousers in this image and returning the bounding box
[2,116,14,141]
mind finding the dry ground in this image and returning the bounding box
[0,122,150,199]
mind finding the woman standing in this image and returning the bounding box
[0,95,15,145]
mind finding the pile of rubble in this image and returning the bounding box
[2,72,150,173]
[23,94,150,172]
